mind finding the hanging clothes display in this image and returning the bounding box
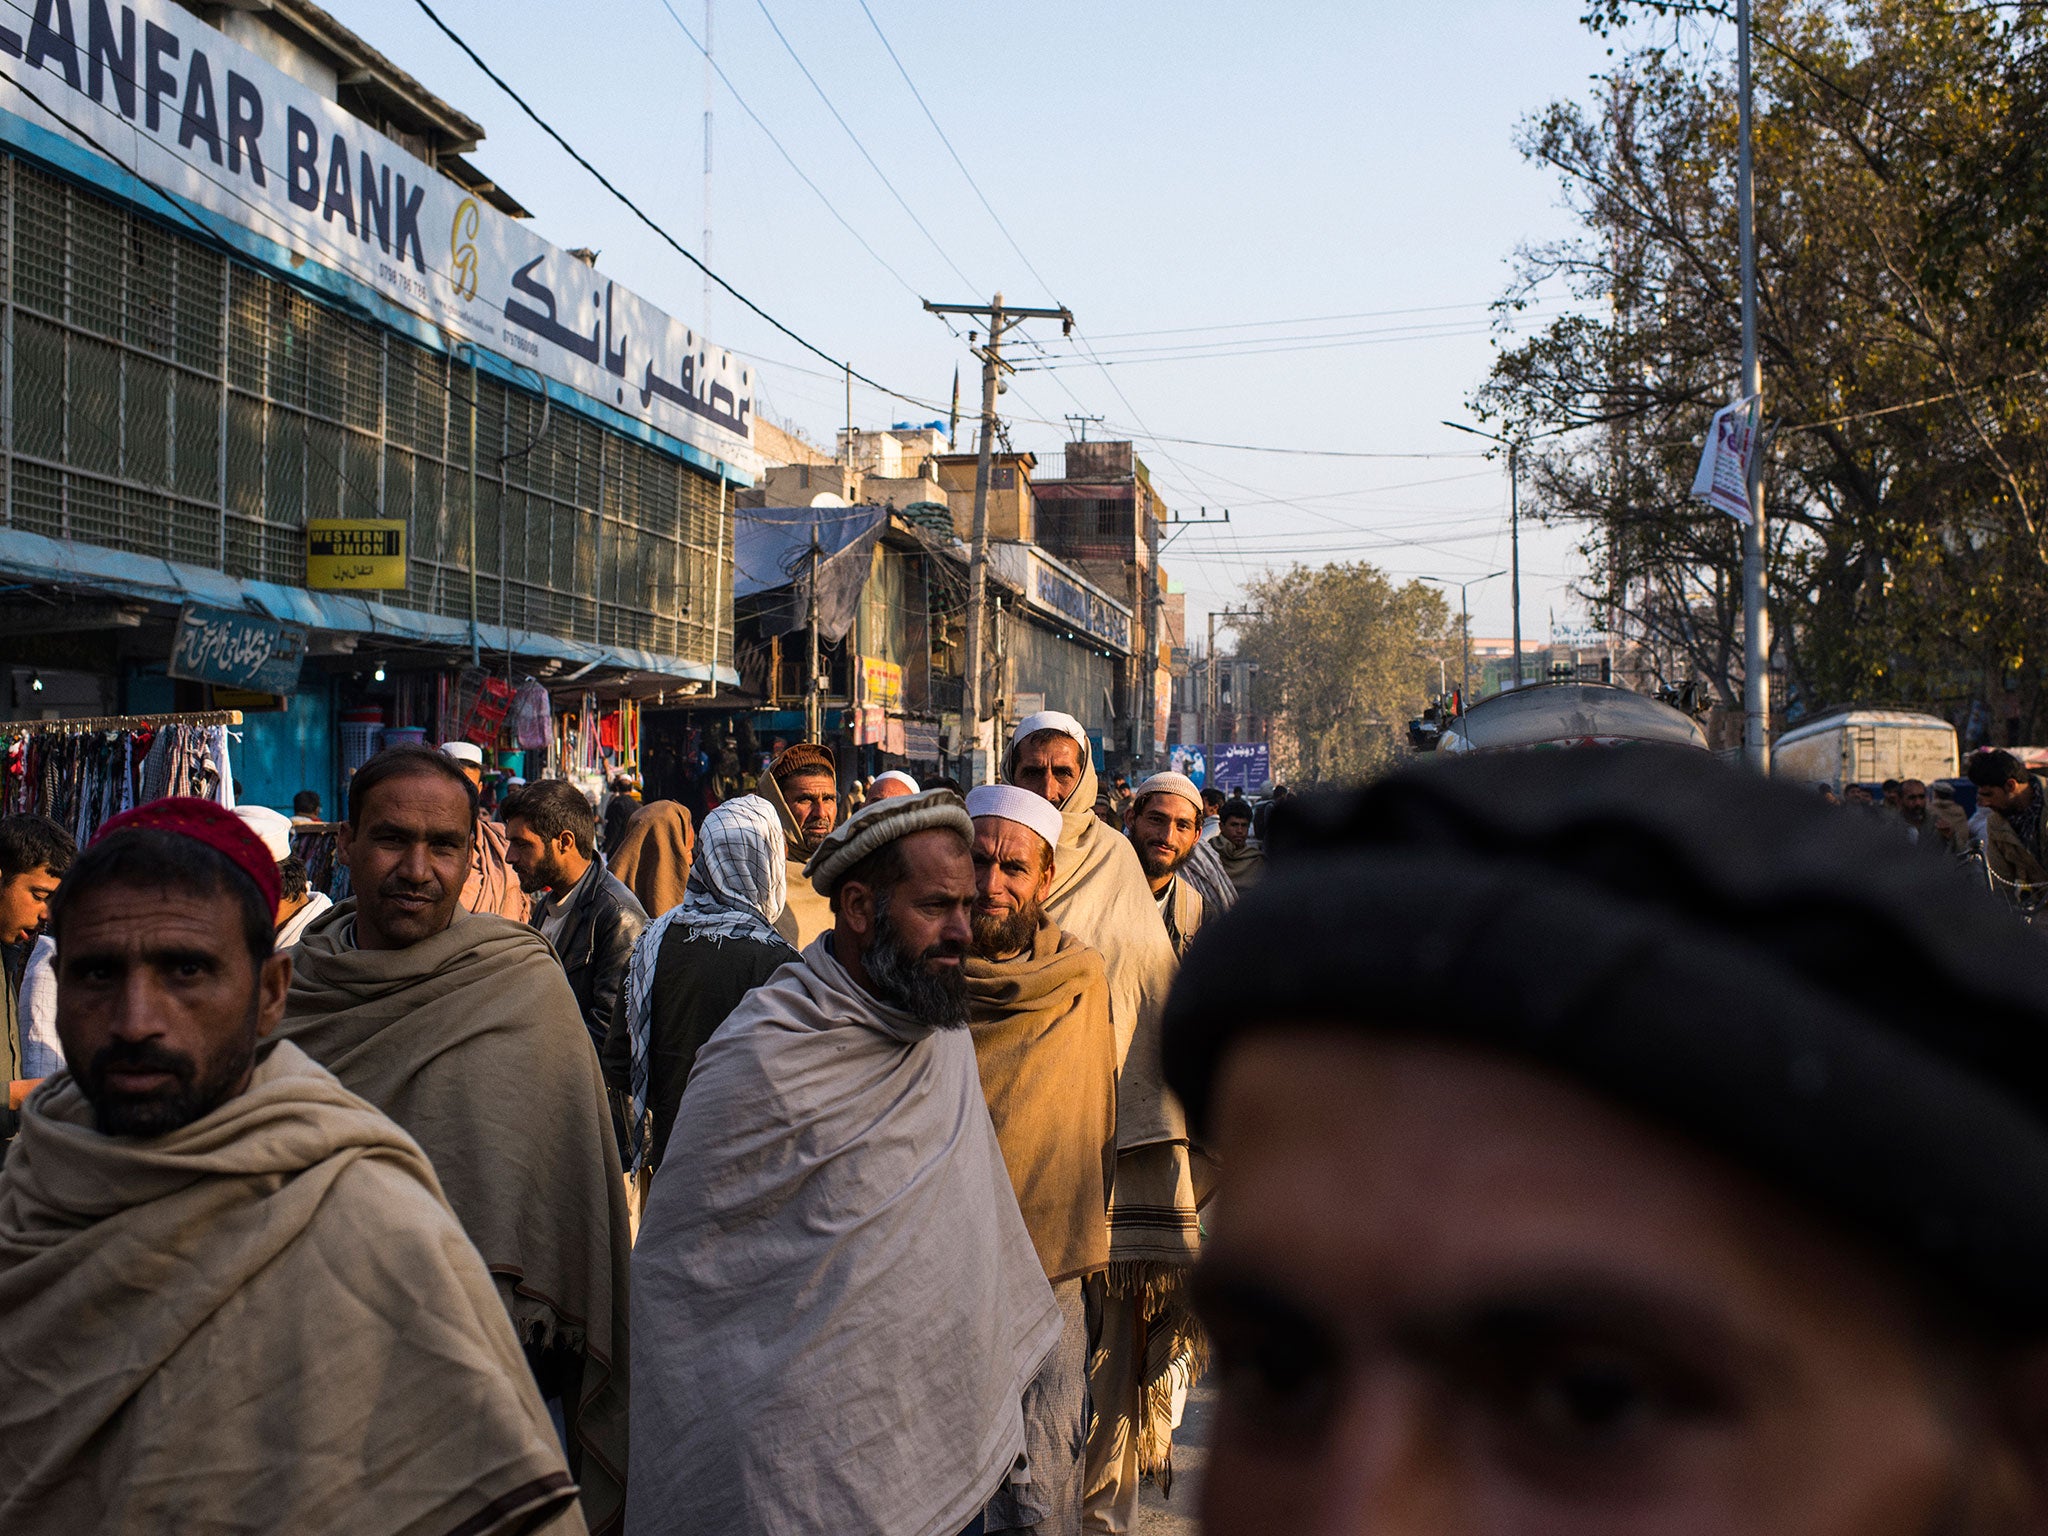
[2,713,240,846]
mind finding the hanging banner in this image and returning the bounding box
[2,0,758,476]
[858,655,903,712]
[307,518,407,589]
[1691,396,1759,525]
[168,603,307,694]
[1208,742,1271,792]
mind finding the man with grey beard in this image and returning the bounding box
[629,789,1060,1536]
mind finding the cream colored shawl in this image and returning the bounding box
[756,769,838,945]
[0,1041,583,1536]
[965,916,1118,1284]
[280,903,630,1536]
[629,935,1060,1536]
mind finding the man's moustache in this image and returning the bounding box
[88,1039,195,1089]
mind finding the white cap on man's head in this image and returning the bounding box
[1133,771,1204,821]
[1009,711,1089,755]
[233,804,294,864]
[965,783,1064,853]
[440,741,484,767]
[870,770,920,798]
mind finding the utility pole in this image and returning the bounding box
[1206,608,1262,751]
[1737,0,1771,771]
[1420,571,1506,703]
[1445,420,1572,689]
[924,294,1073,784]
[805,522,822,743]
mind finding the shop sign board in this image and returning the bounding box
[1024,552,1130,654]
[6,0,758,475]
[168,604,307,695]
[1209,742,1272,792]
[859,655,903,711]
[307,519,407,589]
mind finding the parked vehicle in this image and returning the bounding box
[1771,708,1958,793]
[1427,681,1710,755]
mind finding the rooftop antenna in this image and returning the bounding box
[1064,412,1104,442]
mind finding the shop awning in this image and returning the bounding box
[0,528,738,687]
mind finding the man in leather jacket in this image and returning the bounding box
[502,780,648,1061]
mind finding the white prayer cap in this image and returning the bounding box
[870,770,920,799]
[440,741,484,767]
[966,784,1064,853]
[1009,711,1089,754]
[233,805,294,864]
[1133,771,1204,820]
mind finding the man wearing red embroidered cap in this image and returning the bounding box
[0,798,581,1535]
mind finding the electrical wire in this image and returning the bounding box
[749,0,981,293]
[411,0,931,409]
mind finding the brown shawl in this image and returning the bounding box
[0,1041,582,1535]
[466,815,534,922]
[279,903,630,1535]
[610,801,694,917]
[965,917,1117,1284]
[756,768,838,946]
[1004,745,1210,1480]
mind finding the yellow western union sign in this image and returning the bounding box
[307,519,407,590]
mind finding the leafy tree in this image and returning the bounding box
[1480,0,2048,740]
[1237,563,1453,784]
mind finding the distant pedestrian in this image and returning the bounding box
[1210,795,1266,893]
[1971,749,2048,888]
[290,789,322,824]
[601,774,641,855]
[1125,772,1209,959]
[1,815,73,1150]
[439,741,530,922]
[608,800,695,918]
[757,742,841,946]
[869,769,921,801]
[233,805,332,949]
[612,795,797,1181]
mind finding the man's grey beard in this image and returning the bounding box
[863,894,969,1030]
[971,896,1042,960]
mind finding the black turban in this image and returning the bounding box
[1162,746,2048,1328]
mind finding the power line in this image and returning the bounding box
[855,0,1064,304]
[411,0,927,408]
[750,0,980,293]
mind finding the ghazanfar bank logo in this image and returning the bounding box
[448,198,481,303]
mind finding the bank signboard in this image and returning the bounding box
[2,0,758,476]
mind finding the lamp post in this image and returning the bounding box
[1419,571,1506,702]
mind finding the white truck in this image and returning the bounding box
[1771,708,1959,792]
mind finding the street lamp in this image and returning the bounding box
[1442,420,1538,688]
[1419,571,1506,703]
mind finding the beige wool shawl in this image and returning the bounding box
[628,935,1061,1536]
[0,1041,583,1536]
[965,916,1118,1284]
[756,771,838,946]
[280,903,630,1535]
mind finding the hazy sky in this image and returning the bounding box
[324,0,1650,648]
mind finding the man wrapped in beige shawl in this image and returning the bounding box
[0,796,581,1535]
[630,790,1060,1536]
[757,742,841,945]
[280,746,631,1535]
[1005,713,1211,1533]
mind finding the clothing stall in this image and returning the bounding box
[1,710,240,845]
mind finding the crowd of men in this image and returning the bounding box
[11,716,2048,1536]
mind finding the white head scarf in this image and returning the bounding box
[619,795,789,1170]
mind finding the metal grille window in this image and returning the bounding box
[1,153,734,672]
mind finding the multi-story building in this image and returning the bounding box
[0,0,754,812]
